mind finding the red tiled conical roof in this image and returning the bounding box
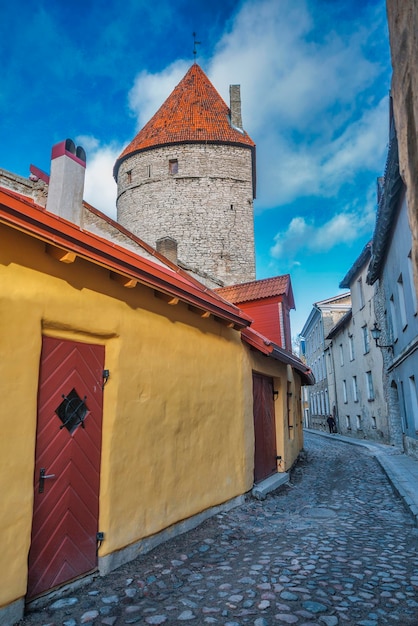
[114,64,255,177]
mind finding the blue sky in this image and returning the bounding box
[1,0,391,337]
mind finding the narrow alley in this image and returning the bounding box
[20,433,418,626]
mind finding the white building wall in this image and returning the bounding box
[330,264,389,442]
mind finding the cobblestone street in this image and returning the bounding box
[20,433,418,626]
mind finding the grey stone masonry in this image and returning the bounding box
[0,168,47,207]
[116,143,256,286]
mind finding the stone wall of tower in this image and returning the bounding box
[116,143,255,286]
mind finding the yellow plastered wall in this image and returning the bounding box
[0,223,257,609]
[243,350,304,472]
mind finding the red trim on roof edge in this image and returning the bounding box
[241,327,315,385]
[0,187,252,329]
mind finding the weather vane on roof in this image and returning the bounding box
[193,32,201,61]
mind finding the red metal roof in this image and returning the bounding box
[0,186,253,330]
[114,64,255,177]
[241,327,314,385]
[216,275,294,307]
[0,186,313,381]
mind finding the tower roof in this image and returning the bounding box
[114,64,255,178]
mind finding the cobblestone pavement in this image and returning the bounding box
[20,433,418,626]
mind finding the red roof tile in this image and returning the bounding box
[114,64,255,176]
[216,275,294,306]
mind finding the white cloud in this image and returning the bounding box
[78,136,121,219]
[121,0,389,213]
[128,60,190,130]
[270,180,377,261]
[80,0,390,234]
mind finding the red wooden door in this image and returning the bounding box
[253,373,277,483]
[27,336,104,600]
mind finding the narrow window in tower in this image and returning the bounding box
[145,165,151,178]
[126,170,132,184]
[169,159,178,175]
[230,204,234,210]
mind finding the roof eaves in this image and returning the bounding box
[0,188,252,329]
[366,130,404,285]
[339,243,371,289]
[241,327,315,385]
[315,292,351,308]
[326,309,353,339]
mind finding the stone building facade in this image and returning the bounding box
[300,293,352,431]
[326,244,389,443]
[114,64,256,288]
[386,0,418,298]
[116,143,255,287]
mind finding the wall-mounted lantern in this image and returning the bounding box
[371,322,393,351]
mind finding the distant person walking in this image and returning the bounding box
[327,415,336,434]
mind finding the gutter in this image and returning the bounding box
[0,187,252,330]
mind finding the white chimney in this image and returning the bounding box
[46,139,86,225]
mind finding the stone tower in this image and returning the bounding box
[113,64,256,287]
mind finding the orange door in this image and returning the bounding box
[253,373,277,483]
[27,336,104,600]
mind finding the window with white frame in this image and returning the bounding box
[362,325,370,354]
[327,352,333,374]
[409,375,418,432]
[349,335,355,361]
[339,344,344,366]
[371,416,377,429]
[352,376,358,402]
[408,251,418,314]
[346,415,351,430]
[389,295,398,341]
[343,379,347,403]
[357,278,365,309]
[356,414,362,430]
[397,274,408,329]
[366,371,375,401]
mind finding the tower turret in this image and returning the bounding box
[114,64,256,287]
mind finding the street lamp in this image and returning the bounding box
[371,322,393,351]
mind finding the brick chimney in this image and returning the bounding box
[46,139,86,225]
[229,85,243,130]
[156,237,178,264]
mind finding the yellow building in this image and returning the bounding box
[0,141,313,624]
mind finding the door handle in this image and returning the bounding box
[39,468,56,493]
